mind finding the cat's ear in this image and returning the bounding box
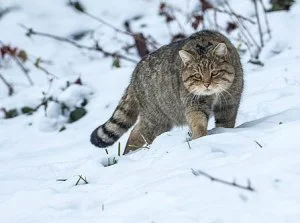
[213,43,227,57]
[179,50,195,65]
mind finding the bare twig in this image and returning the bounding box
[13,57,34,85]
[258,0,272,40]
[80,175,88,184]
[68,1,159,49]
[31,58,58,79]
[118,142,121,156]
[191,168,256,192]
[253,0,264,47]
[0,73,14,96]
[75,175,88,186]
[213,7,256,24]
[186,138,192,149]
[0,6,19,20]
[254,140,263,148]
[75,176,81,186]
[213,9,218,30]
[167,3,186,33]
[223,1,261,58]
[20,25,138,63]
[238,17,261,52]
[248,58,264,66]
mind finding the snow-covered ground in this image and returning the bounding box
[1,0,300,222]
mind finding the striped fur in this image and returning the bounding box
[90,30,243,154]
[90,87,139,148]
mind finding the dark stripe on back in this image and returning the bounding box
[102,125,119,140]
[110,117,132,130]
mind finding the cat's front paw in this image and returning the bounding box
[191,129,207,139]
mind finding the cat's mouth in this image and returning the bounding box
[192,88,215,96]
[203,89,215,95]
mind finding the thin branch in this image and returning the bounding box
[191,168,256,192]
[186,138,192,149]
[168,4,186,34]
[0,73,14,96]
[20,24,138,63]
[69,3,159,49]
[0,6,19,20]
[248,58,264,66]
[79,175,88,184]
[213,9,218,30]
[75,175,88,186]
[258,0,272,40]
[237,16,261,54]
[30,58,58,79]
[13,57,34,85]
[253,0,264,47]
[213,7,256,24]
[254,140,263,148]
[236,33,255,58]
[75,176,81,186]
[223,1,261,57]
[118,142,121,156]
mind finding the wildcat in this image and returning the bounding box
[90,30,243,155]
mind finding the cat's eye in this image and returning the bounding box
[194,73,201,79]
[211,70,220,76]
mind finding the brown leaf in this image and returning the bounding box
[226,22,238,33]
[159,2,166,13]
[158,2,174,23]
[74,77,82,85]
[191,15,203,30]
[34,57,42,68]
[17,50,28,62]
[0,45,18,58]
[199,0,213,12]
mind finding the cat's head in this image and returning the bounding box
[179,43,235,96]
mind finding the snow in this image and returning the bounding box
[1,0,300,222]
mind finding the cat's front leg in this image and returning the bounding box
[185,109,209,139]
[214,103,238,128]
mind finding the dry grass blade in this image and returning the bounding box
[0,73,14,96]
[254,140,263,148]
[75,175,88,186]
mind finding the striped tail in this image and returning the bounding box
[90,86,139,148]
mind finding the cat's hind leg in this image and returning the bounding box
[123,117,171,155]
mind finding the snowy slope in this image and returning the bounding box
[1,0,300,222]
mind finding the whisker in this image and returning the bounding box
[217,85,236,107]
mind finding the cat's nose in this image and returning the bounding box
[203,82,210,88]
